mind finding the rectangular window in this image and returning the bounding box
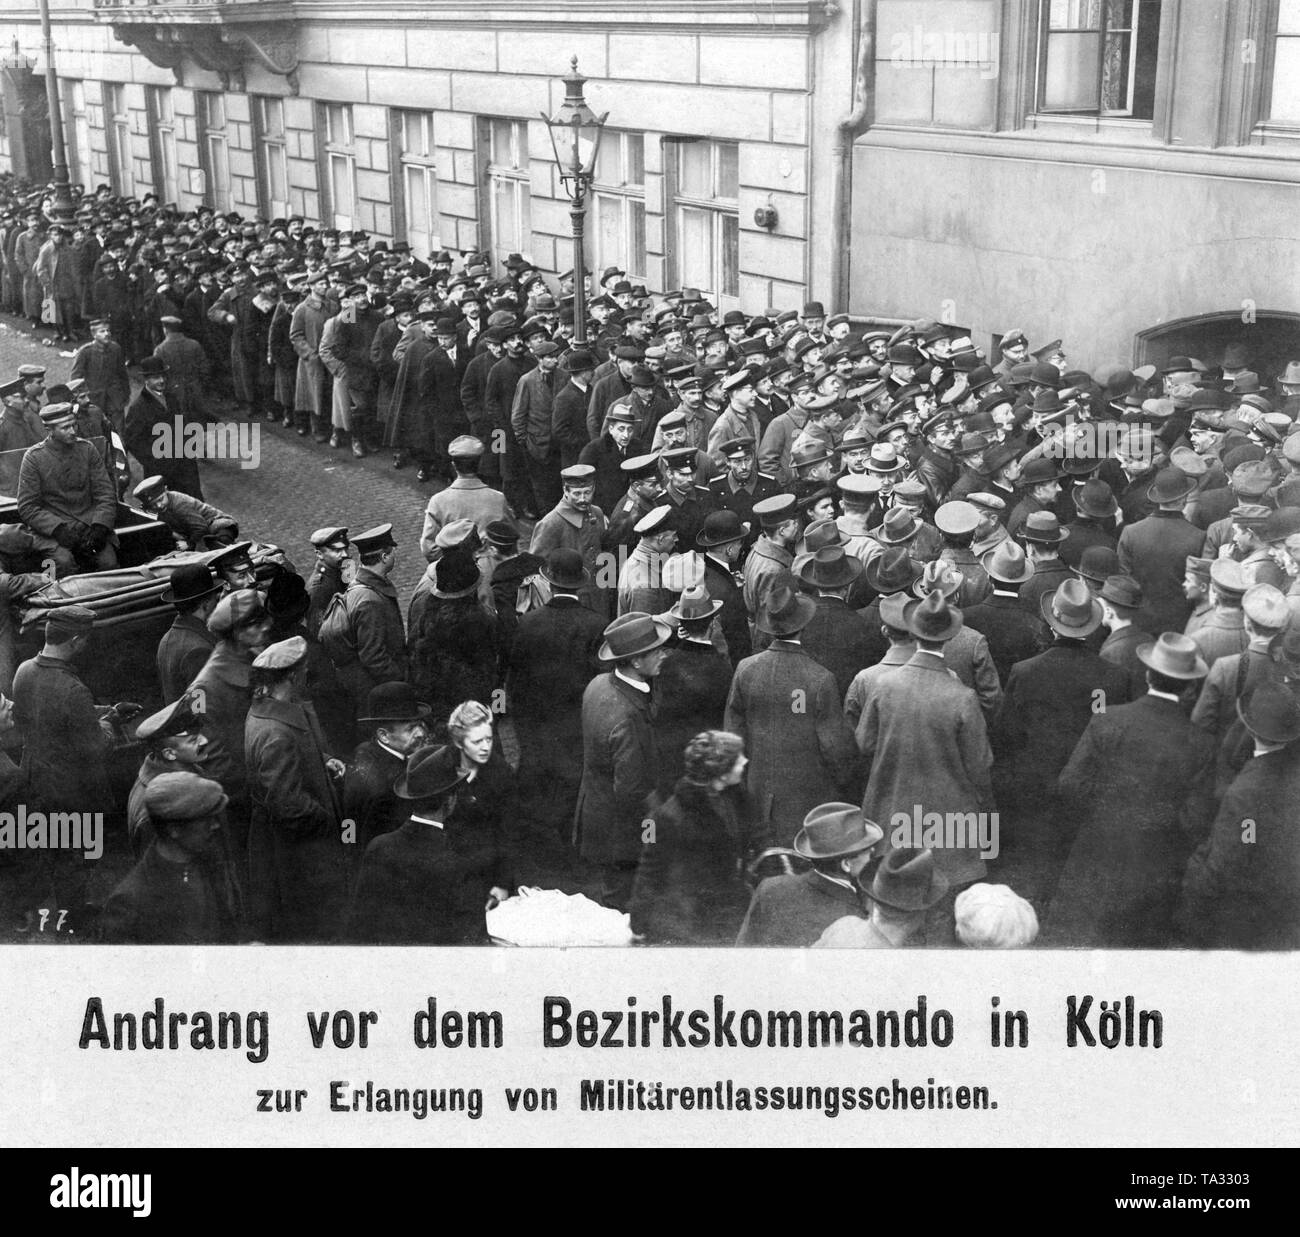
[63,80,92,192]
[107,83,135,199]
[874,0,1000,129]
[147,86,178,204]
[1268,0,1300,122]
[254,96,289,218]
[591,130,646,284]
[1037,0,1162,120]
[321,102,357,231]
[396,110,440,259]
[484,117,531,273]
[197,91,231,212]
[667,138,739,308]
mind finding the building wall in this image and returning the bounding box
[0,3,831,311]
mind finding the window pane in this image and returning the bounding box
[628,199,646,280]
[1100,27,1133,110]
[1043,31,1102,109]
[594,135,618,186]
[1281,0,1300,34]
[493,178,519,251]
[207,94,225,131]
[677,143,711,197]
[260,97,284,139]
[720,212,739,298]
[1050,0,1103,28]
[406,164,428,231]
[677,205,712,291]
[1272,39,1300,120]
[626,133,644,185]
[594,193,623,273]
[208,137,228,209]
[330,154,354,228]
[717,142,739,199]
[266,147,288,211]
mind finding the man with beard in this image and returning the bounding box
[484,323,538,516]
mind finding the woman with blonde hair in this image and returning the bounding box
[443,700,515,909]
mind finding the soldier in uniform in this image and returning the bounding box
[156,563,222,705]
[133,475,237,551]
[744,493,800,644]
[0,378,42,459]
[126,693,213,857]
[305,526,350,640]
[211,541,259,594]
[332,524,408,720]
[708,435,778,549]
[70,318,131,432]
[605,453,665,551]
[16,402,118,576]
[529,464,610,618]
[153,314,213,425]
[418,435,512,558]
[659,445,715,553]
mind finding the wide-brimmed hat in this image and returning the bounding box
[598,612,673,661]
[1074,545,1120,586]
[1072,478,1118,519]
[1136,632,1208,680]
[162,563,222,606]
[1021,511,1067,545]
[913,560,963,599]
[668,584,722,623]
[541,548,589,590]
[1147,466,1196,504]
[1041,578,1103,637]
[793,802,883,861]
[982,540,1034,585]
[393,745,465,801]
[866,442,906,474]
[1237,680,1300,744]
[1017,458,1065,488]
[359,681,432,724]
[265,570,311,624]
[859,847,950,912]
[904,590,962,642]
[757,583,818,637]
[1100,574,1144,611]
[696,509,751,548]
[877,506,921,545]
[866,545,921,594]
[796,545,863,589]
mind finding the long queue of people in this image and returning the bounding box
[2,173,1299,950]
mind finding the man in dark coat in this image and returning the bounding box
[244,636,350,942]
[1048,634,1215,947]
[1060,477,1119,569]
[576,612,671,909]
[483,328,537,516]
[305,526,350,641]
[328,525,408,718]
[725,584,858,848]
[1118,466,1205,633]
[459,329,505,484]
[1096,574,1155,698]
[156,563,222,704]
[507,550,605,839]
[1017,512,1074,617]
[125,356,204,500]
[795,545,874,700]
[70,317,130,429]
[153,316,214,426]
[652,588,734,793]
[552,349,596,468]
[992,578,1131,902]
[415,316,472,480]
[98,772,241,944]
[1179,682,1300,949]
[698,510,752,666]
[579,405,646,518]
[962,541,1050,685]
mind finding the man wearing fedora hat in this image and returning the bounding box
[815,848,950,949]
[992,579,1130,900]
[1006,457,1064,544]
[1097,574,1156,697]
[1017,511,1074,618]
[157,563,222,704]
[697,509,753,666]
[653,587,733,793]
[578,612,674,908]
[857,591,994,932]
[736,802,882,947]
[1060,478,1118,569]
[1048,633,1214,948]
[343,682,433,859]
[725,584,858,848]
[507,549,606,839]
[843,591,916,730]
[962,542,1050,685]
[796,545,874,700]
[1180,681,1300,949]
[1117,466,1206,633]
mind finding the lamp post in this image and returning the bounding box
[37,0,76,225]
[541,57,607,349]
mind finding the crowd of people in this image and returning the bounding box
[2,172,1299,950]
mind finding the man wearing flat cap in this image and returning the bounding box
[1186,559,1249,666]
[725,584,858,849]
[17,402,118,576]
[245,635,350,941]
[577,612,674,909]
[99,772,241,944]
[418,435,512,559]
[736,802,881,947]
[1049,634,1214,948]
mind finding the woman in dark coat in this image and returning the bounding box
[629,730,758,945]
[442,700,516,895]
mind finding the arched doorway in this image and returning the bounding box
[1135,312,1300,388]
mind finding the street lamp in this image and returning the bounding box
[541,57,607,348]
[37,0,76,225]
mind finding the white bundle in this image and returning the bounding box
[486,887,635,947]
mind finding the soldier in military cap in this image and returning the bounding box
[529,464,610,618]
[127,691,212,856]
[0,377,42,458]
[707,368,763,465]
[133,474,237,551]
[305,527,350,639]
[606,452,666,550]
[245,635,350,941]
[708,436,778,548]
[617,506,679,617]
[211,540,258,593]
[418,434,512,559]
[99,772,241,944]
[70,317,131,431]
[659,444,716,552]
[744,494,800,642]
[17,402,118,576]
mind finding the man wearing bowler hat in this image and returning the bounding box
[697,508,753,666]
[815,847,949,949]
[1118,465,1206,633]
[1180,681,1300,949]
[1097,574,1155,697]
[736,802,882,947]
[992,579,1130,901]
[795,545,874,700]
[577,612,673,909]
[1049,633,1214,948]
[1007,456,1065,544]
[507,549,606,840]
[1060,477,1118,569]
[725,584,858,848]
[552,348,597,469]
[157,563,222,704]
